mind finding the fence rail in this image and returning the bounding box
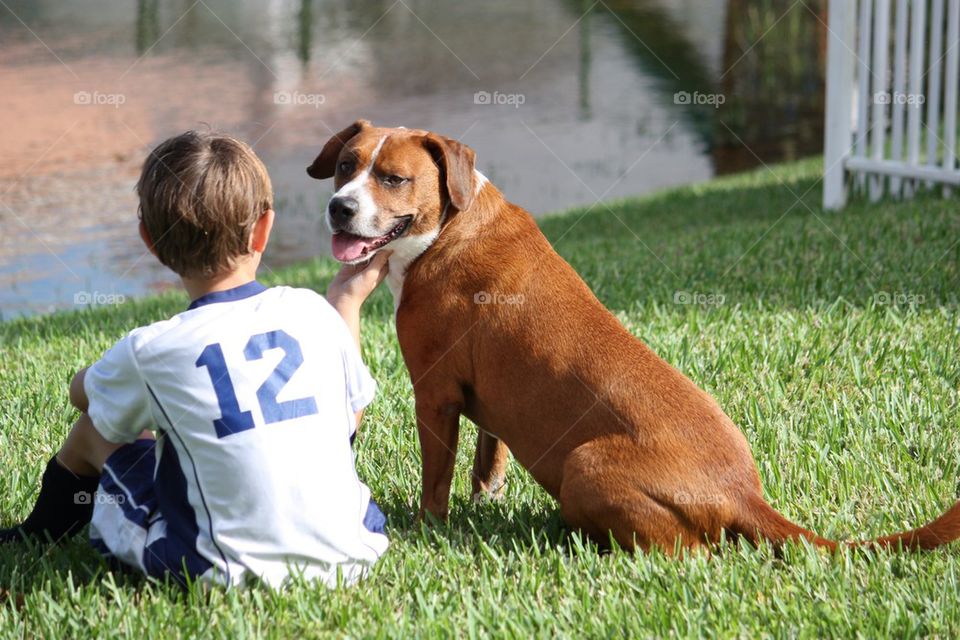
[823,0,960,209]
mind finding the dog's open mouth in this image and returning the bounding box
[331,216,412,263]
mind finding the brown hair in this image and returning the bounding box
[136,131,273,278]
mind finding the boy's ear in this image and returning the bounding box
[139,221,159,258]
[306,120,371,180]
[250,209,275,254]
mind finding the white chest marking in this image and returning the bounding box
[385,229,440,310]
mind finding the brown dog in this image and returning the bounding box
[308,120,960,552]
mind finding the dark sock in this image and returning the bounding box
[0,456,100,544]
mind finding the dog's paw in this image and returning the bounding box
[471,475,506,503]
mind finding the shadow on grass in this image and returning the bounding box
[377,492,570,548]
[0,498,570,599]
[0,535,165,603]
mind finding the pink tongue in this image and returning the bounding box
[331,233,375,262]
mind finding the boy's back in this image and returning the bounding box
[87,282,388,587]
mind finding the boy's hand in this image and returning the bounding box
[326,250,392,310]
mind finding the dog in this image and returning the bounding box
[307,120,960,552]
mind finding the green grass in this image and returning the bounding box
[2,157,960,637]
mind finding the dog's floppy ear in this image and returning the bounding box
[422,133,477,213]
[306,120,371,179]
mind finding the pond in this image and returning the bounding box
[0,0,826,316]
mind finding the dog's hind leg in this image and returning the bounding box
[471,431,510,502]
[558,440,709,553]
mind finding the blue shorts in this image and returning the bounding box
[89,439,211,586]
[90,439,387,587]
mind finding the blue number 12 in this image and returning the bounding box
[196,330,319,439]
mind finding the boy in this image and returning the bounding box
[0,131,391,588]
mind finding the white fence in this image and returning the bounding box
[824,0,960,209]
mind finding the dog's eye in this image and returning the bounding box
[383,175,408,187]
[338,161,354,175]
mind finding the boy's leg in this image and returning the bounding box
[0,413,152,544]
[57,412,140,477]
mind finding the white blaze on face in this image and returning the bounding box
[325,135,387,237]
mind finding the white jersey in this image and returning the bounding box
[84,281,388,587]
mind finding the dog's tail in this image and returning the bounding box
[734,493,960,551]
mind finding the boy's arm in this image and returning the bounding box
[332,299,365,428]
[326,251,391,431]
[69,367,89,413]
[79,334,154,444]
[330,297,363,352]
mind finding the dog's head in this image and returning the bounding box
[307,120,478,264]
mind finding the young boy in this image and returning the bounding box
[0,131,391,588]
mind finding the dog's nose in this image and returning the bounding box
[328,196,359,225]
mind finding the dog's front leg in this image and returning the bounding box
[415,398,461,521]
[471,431,509,502]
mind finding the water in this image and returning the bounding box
[0,0,826,316]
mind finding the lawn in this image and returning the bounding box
[1,157,959,638]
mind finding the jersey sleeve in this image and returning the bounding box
[83,332,153,444]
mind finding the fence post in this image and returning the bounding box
[944,0,959,197]
[823,0,857,210]
[869,0,891,201]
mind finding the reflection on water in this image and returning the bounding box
[0,0,825,316]
[714,0,826,173]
